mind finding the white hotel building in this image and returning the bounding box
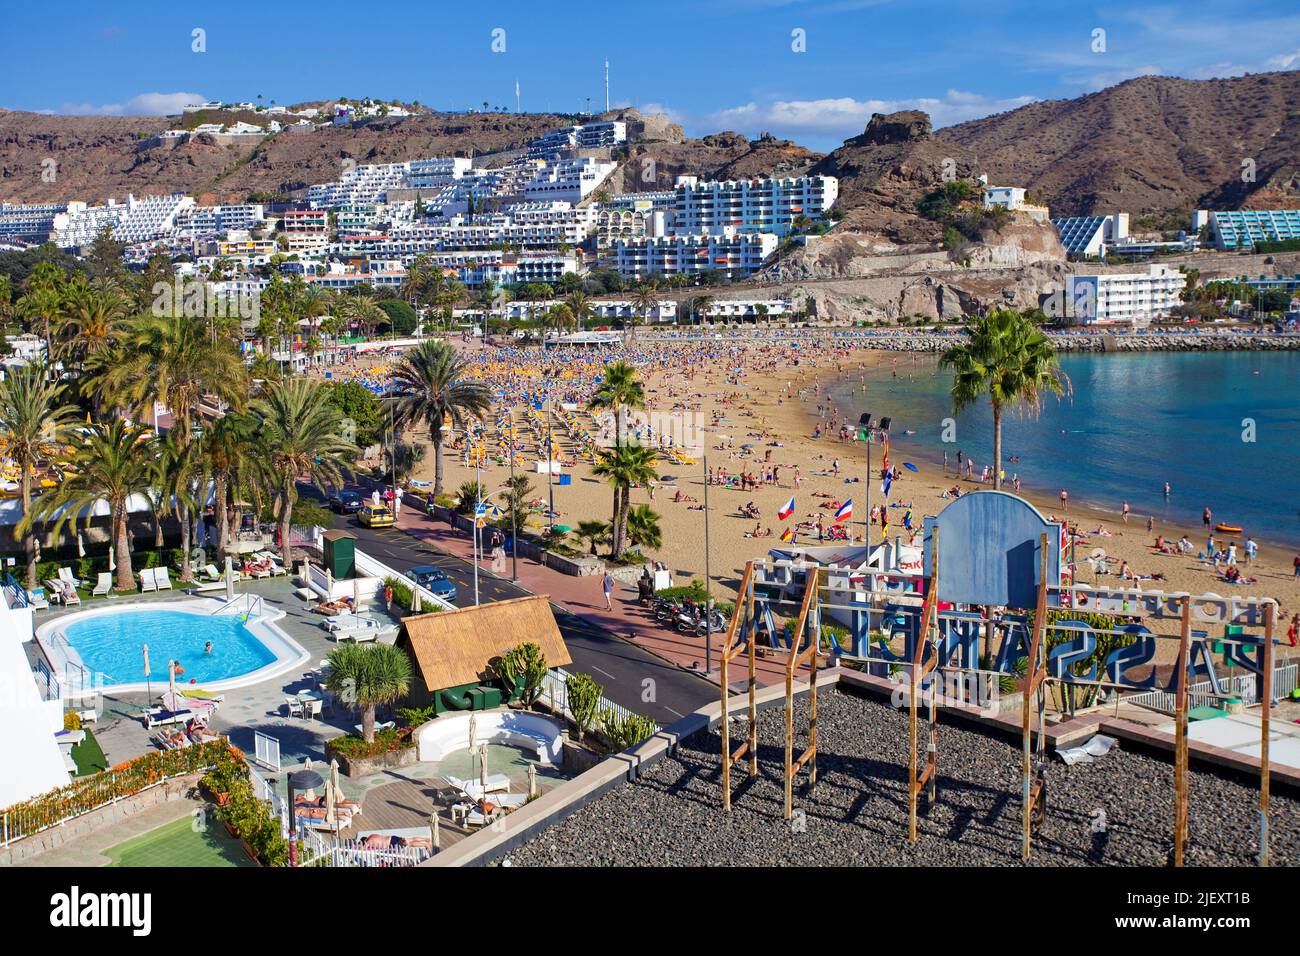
[523,158,618,204]
[672,175,838,237]
[1063,264,1186,325]
[612,230,779,280]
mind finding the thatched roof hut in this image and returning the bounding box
[395,595,572,708]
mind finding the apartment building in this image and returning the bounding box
[523,158,618,204]
[1063,264,1186,324]
[0,202,68,242]
[1201,209,1300,250]
[1053,213,1130,257]
[672,175,838,237]
[527,121,626,158]
[307,162,410,209]
[612,231,778,280]
[405,158,472,188]
[175,203,266,238]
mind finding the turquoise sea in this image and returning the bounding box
[827,350,1300,547]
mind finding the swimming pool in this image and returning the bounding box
[39,600,309,693]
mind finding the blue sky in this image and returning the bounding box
[3,0,1298,150]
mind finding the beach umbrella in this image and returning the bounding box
[478,743,488,790]
[167,658,176,704]
[76,532,85,558]
[468,713,477,754]
[527,762,538,800]
[903,462,919,473]
[143,644,151,701]
[330,757,341,801]
[108,542,115,572]
[324,776,337,833]
[429,812,441,851]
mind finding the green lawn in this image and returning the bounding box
[106,816,256,868]
[70,729,107,776]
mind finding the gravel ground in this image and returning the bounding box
[500,689,1298,867]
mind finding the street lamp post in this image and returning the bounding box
[507,409,518,582]
[703,452,712,674]
[859,413,873,543]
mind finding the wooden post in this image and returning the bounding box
[809,595,819,792]
[1022,534,1049,862]
[1260,601,1274,866]
[721,611,731,812]
[909,526,939,842]
[720,562,755,812]
[1173,596,1191,867]
[747,575,757,779]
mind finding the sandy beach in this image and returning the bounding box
[385,339,1300,661]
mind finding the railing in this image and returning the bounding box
[1,739,229,848]
[1122,662,1299,715]
[210,592,264,618]
[4,572,29,609]
[541,667,659,734]
[297,823,432,867]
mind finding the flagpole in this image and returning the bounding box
[473,455,481,606]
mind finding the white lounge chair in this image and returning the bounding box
[25,586,50,610]
[332,616,397,643]
[200,564,222,582]
[353,720,397,734]
[190,574,234,594]
[141,706,196,728]
[254,552,288,576]
[92,572,112,596]
[139,568,158,592]
[58,567,82,589]
[47,579,80,606]
[154,567,173,591]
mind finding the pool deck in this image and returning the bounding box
[28,576,402,769]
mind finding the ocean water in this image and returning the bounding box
[61,609,276,686]
[826,350,1300,547]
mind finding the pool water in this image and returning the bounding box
[61,608,277,686]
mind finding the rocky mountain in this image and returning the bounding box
[0,109,590,204]
[943,70,1300,219]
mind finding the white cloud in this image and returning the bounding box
[55,92,207,116]
[701,89,1038,142]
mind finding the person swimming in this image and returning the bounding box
[204,641,213,655]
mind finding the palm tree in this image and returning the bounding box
[0,364,79,587]
[624,504,663,552]
[195,411,266,557]
[324,643,412,743]
[24,421,154,591]
[938,307,1066,491]
[389,340,491,496]
[688,294,714,326]
[52,283,128,371]
[588,360,645,452]
[592,444,658,559]
[575,519,610,556]
[629,283,659,341]
[563,291,593,331]
[252,378,356,565]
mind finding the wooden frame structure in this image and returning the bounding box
[784,570,821,819]
[1021,534,1049,860]
[908,527,941,841]
[719,562,758,812]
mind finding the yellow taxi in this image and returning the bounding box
[357,504,395,528]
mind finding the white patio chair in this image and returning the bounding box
[92,572,112,596]
[139,568,157,592]
[154,567,173,591]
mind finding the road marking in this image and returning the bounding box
[592,666,615,679]
[664,706,685,717]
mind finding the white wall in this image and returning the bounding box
[0,605,71,810]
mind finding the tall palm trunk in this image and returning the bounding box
[361,703,376,743]
[179,503,193,582]
[21,467,36,589]
[992,401,1003,491]
[112,508,134,591]
[431,422,445,496]
[214,475,229,556]
[279,478,294,567]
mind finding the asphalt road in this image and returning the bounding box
[307,486,715,726]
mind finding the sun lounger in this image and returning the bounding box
[25,586,50,610]
[242,562,271,580]
[254,552,288,576]
[92,572,112,596]
[200,564,222,582]
[153,728,192,750]
[139,568,157,592]
[189,575,232,594]
[58,567,82,589]
[54,729,86,752]
[353,720,397,734]
[154,567,173,591]
[141,707,196,728]
[62,750,78,773]
[47,579,80,606]
[181,688,225,704]
[444,773,512,801]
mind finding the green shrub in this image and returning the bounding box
[597,708,656,751]
[495,642,548,705]
[565,672,603,741]
[396,705,436,727]
[382,575,413,610]
[325,727,413,759]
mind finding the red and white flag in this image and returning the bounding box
[777,496,795,520]
[834,499,853,524]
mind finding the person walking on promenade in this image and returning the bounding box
[601,571,615,611]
